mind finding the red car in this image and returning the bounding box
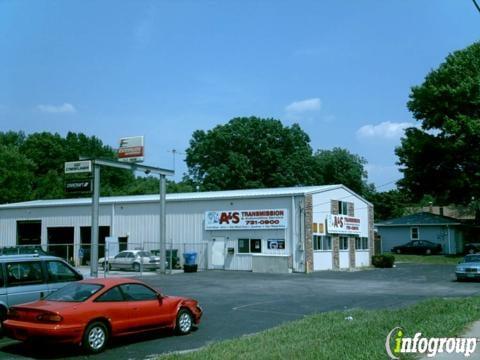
[3,277,202,353]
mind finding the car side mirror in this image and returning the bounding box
[157,293,163,303]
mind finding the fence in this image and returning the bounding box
[0,241,209,272]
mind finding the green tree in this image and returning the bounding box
[185,117,316,190]
[0,145,35,203]
[366,189,406,221]
[312,147,370,196]
[396,42,480,213]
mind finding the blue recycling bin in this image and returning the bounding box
[183,252,197,265]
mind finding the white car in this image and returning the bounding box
[98,250,161,272]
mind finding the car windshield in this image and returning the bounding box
[138,251,152,257]
[464,255,480,263]
[46,283,103,302]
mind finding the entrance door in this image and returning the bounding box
[211,238,225,269]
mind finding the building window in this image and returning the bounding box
[267,240,285,250]
[355,237,369,250]
[314,235,332,251]
[411,227,419,240]
[238,239,250,253]
[238,239,262,253]
[338,201,349,215]
[339,237,349,250]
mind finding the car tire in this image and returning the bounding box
[133,263,141,272]
[469,248,475,254]
[175,308,193,335]
[425,249,432,255]
[396,249,401,254]
[82,321,109,353]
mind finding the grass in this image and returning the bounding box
[391,253,463,265]
[160,296,480,360]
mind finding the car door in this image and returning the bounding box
[124,252,136,270]
[407,241,418,254]
[5,261,48,306]
[111,252,127,270]
[94,286,132,335]
[45,260,82,294]
[119,283,170,331]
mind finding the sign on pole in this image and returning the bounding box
[118,136,144,163]
[64,160,92,174]
[65,179,92,194]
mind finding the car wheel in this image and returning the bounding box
[469,248,475,254]
[396,249,401,254]
[82,321,108,353]
[133,263,141,272]
[425,249,432,255]
[175,309,193,335]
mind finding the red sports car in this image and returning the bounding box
[3,277,202,353]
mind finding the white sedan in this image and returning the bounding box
[98,250,161,271]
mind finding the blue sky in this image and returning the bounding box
[0,1,478,190]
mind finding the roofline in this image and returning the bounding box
[0,185,373,210]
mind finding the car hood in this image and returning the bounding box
[458,262,480,267]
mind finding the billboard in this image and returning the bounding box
[326,214,361,235]
[118,136,144,163]
[205,209,288,230]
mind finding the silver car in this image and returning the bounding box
[456,254,480,281]
[99,250,161,272]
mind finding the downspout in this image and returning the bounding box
[290,196,295,272]
[111,203,115,237]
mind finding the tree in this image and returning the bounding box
[396,42,480,212]
[312,147,370,196]
[185,117,316,190]
[0,145,35,204]
[366,189,406,221]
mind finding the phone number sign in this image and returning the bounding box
[205,209,288,230]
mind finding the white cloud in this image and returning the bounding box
[285,98,322,114]
[356,121,413,139]
[37,103,76,114]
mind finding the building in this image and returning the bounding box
[0,185,373,273]
[376,212,464,255]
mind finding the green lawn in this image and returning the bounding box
[160,296,480,360]
[391,253,463,265]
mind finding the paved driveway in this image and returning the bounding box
[0,264,479,359]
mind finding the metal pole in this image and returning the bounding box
[159,175,166,274]
[90,164,100,278]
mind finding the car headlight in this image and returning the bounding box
[457,267,465,271]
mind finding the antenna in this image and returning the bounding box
[167,149,185,172]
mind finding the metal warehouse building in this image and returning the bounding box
[0,185,373,273]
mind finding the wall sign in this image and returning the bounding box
[205,209,288,230]
[118,136,144,163]
[326,214,361,235]
[267,239,285,249]
[64,160,92,174]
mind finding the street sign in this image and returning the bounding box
[64,160,92,174]
[118,136,144,163]
[65,179,92,193]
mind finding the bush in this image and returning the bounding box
[372,254,395,268]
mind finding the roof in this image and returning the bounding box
[0,184,371,210]
[376,212,462,227]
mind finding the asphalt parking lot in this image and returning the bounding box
[0,263,479,360]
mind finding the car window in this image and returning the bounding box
[115,252,126,259]
[126,253,135,258]
[138,251,151,257]
[46,261,79,283]
[465,255,480,263]
[120,284,157,301]
[96,286,124,302]
[411,241,419,247]
[6,261,44,286]
[46,283,103,302]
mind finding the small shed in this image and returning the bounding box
[376,212,463,255]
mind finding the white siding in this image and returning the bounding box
[355,251,369,267]
[339,251,349,269]
[313,251,332,270]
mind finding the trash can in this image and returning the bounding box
[183,252,198,273]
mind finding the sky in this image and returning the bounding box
[0,0,479,191]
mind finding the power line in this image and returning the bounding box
[473,0,480,13]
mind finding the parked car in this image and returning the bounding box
[456,254,480,281]
[0,254,83,323]
[391,240,442,255]
[98,250,161,271]
[4,277,203,353]
[464,243,480,254]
